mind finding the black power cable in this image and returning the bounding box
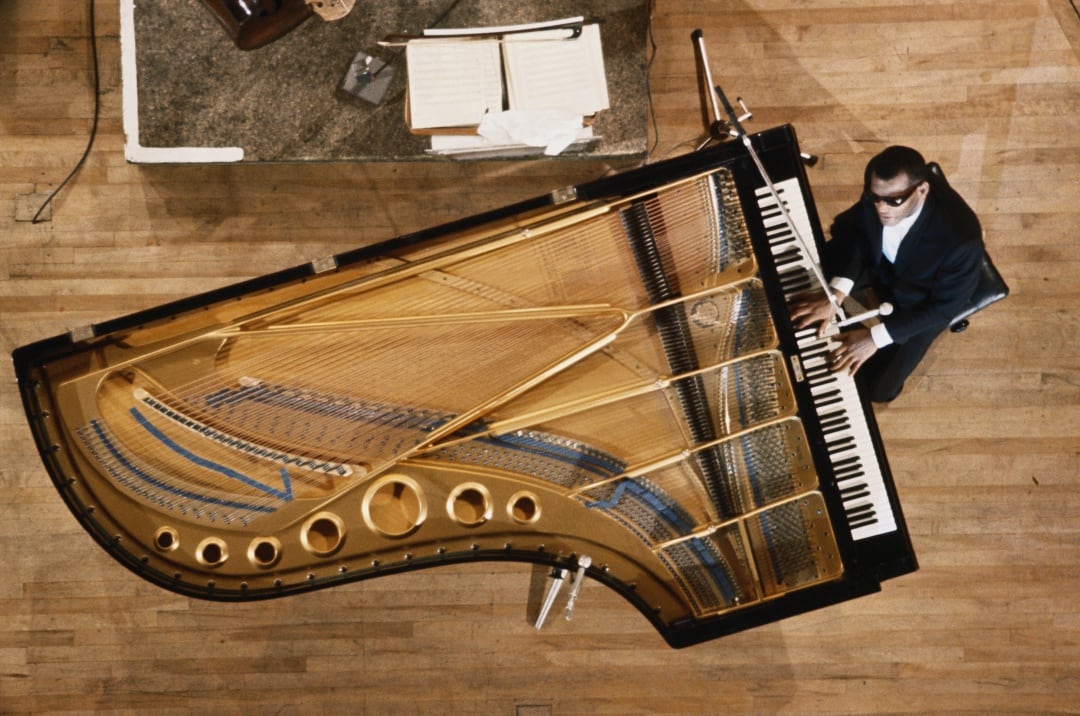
[31,0,100,224]
[643,0,659,159]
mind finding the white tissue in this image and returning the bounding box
[477,109,585,156]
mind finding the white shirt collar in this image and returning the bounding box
[881,203,924,263]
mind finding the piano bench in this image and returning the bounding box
[924,162,1010,334]
[949,250,1009,333]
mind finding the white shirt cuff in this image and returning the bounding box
[870,321,894,348]
[829,277,854,297]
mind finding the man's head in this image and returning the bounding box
[864,146,930,227]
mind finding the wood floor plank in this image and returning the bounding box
[2,0,1078,713]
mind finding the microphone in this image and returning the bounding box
[831,302,893,331]
[534,567,567,630]
[564,555,592,621]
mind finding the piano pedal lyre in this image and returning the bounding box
[533,555,591,630]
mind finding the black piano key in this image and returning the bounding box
[779,268,811,283]
[821,413,847,427]
[820,410,852,429]
[781,276,812,294]
[835,464,866,480]
[840,484,871,500]
[814,393,845,409]
[826,436,857,452]
[835,461,866,476]
[845,502,876,517]
[847,514,879,530]
[821,418,852,435]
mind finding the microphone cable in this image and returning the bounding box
[32,0,100,224]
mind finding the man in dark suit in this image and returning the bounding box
[790,146,984,403]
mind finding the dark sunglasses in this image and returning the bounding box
[863,182,922,208]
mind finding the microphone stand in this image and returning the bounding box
[690,29,842,322]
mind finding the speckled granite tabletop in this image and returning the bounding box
[132,0,649,162]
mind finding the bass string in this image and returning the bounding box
[83,409,286,517]
[163,318,610,465]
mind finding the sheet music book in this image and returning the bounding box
[405,22,609,132]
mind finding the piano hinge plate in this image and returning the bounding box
[69,324,96,344]
[551,186,578,204]
[311,256,339,274]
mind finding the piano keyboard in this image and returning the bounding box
[755,180,898,541]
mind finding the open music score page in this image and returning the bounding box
[405,39,504,130]
[404,22,608,132]
[502,24,609,116]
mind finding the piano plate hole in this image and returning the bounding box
[362,474,426,538]
[301,513,346,556]
[508,491,541,525]
[154,526,179,552]
[447,482,492,527]
[196,537,228,567]
[248,536,282,568]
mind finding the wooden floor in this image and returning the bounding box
[2,1,1078,713]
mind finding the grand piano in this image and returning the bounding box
[13,123,916,648]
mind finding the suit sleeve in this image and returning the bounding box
[825,203,874,289]
[881,219,984,343]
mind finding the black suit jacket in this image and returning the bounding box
[825,174,984,344]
